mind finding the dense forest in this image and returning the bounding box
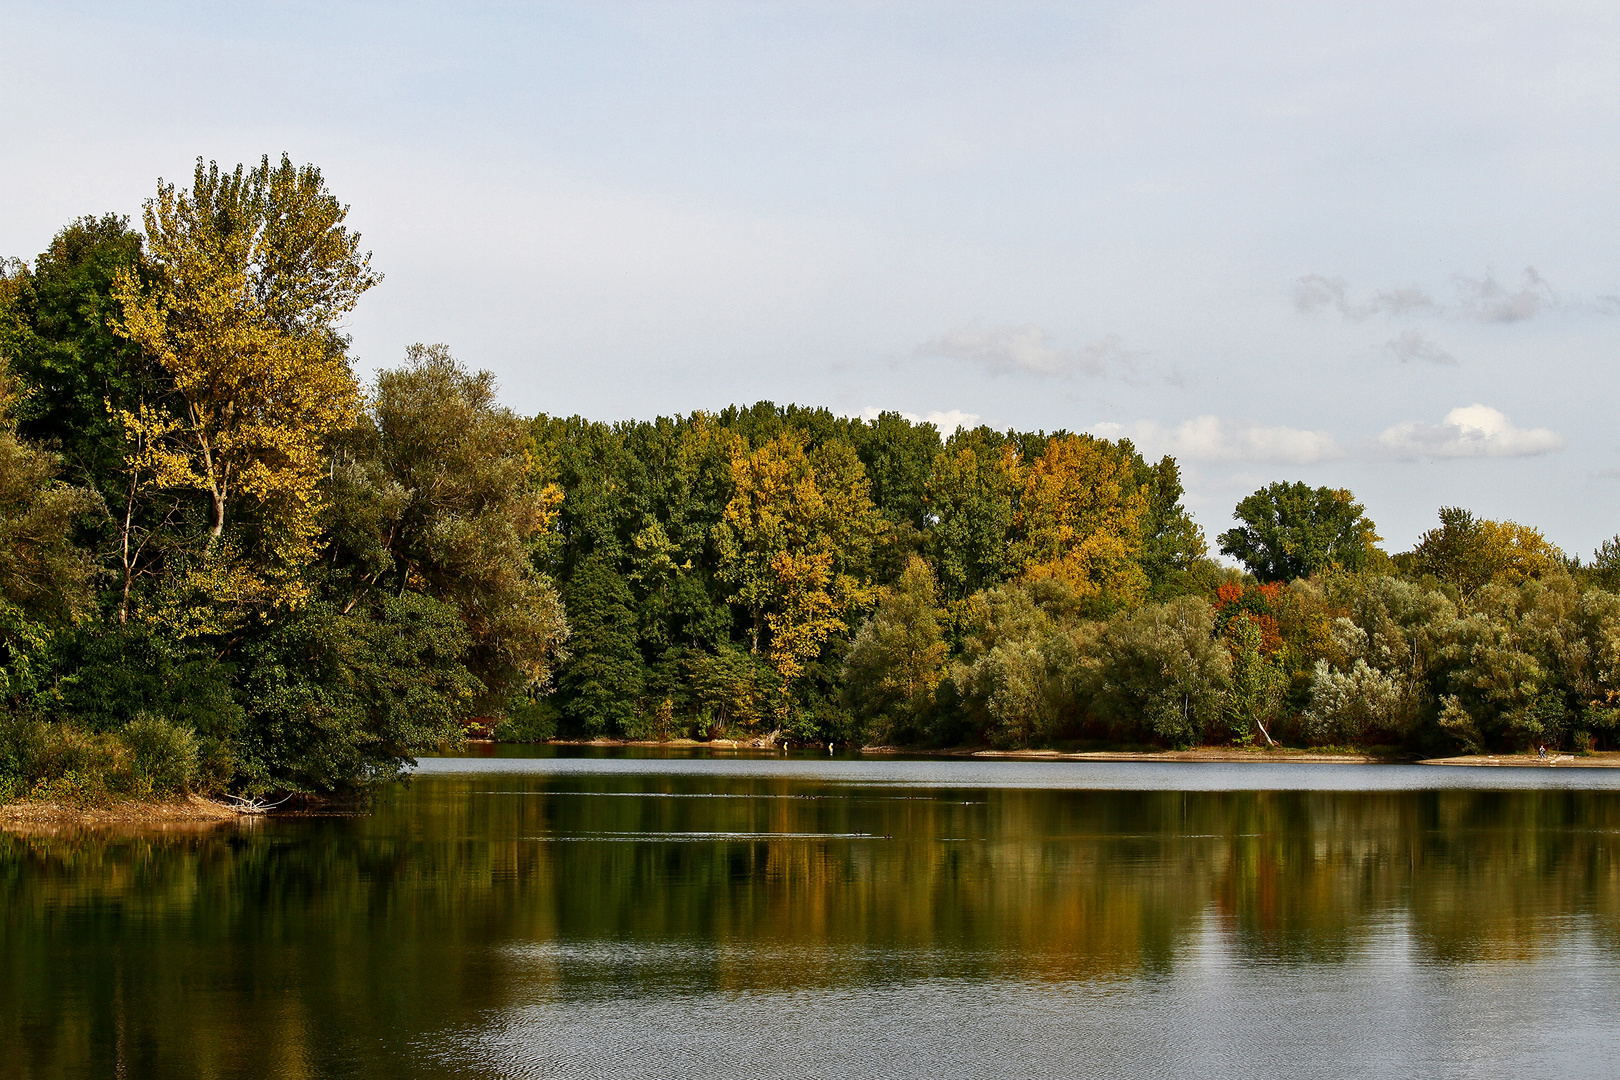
[2,155,1619,801]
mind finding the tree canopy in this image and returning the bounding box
[1218,481,1382,582]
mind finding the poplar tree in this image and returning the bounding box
[112,155,379,610]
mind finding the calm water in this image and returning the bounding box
[8,750,1620,1079]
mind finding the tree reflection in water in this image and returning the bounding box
[5,766,1620,1078]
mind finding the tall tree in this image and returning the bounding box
[112,155,379,607]
[715,430,884,721]
[0,215,154,492]
[1218,482,1382,583]
[1405,507,1563,595]
[843,556,949,743]
[333,344,569,709]
[1132,453,1213,600]
[925,428,1019,603]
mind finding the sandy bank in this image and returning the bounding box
[0,794,248,834]
[540,738,1403,763]
[1418,752,1620,768]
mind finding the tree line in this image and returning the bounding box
[1,155,1616,798]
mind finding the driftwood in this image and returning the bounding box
[220,793,294,815]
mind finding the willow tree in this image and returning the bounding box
[112,155,379,611]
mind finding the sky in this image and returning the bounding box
[3,1,1618,555]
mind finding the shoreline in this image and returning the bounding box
[541,737,1396,763]
[15,748,1616,826]
[0,794,250,834]
[540,738,1620,768]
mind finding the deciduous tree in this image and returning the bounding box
[1219,482,1382,583]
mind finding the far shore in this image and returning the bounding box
[537,738,1620,768]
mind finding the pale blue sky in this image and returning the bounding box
[4,2,1618,554]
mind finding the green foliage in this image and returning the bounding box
[0,215,155,494]
[1219,482,1382,582]
[340,344,569,707]
[1403,507,1563,596]
[1092,597,1231,748]
[0,713,198,803]
[1224,615,1285,744]
[121,713,200,795]
[1133,453,1217,600]
[236,593,479,794]
[843,556,948,743]
[1585,535,1620,592]
[558,555,646,737]
[946,579,1093,748]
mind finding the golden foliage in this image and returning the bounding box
[1010,435,1148,607]
[716,431,886,712]
[111,157,376,611]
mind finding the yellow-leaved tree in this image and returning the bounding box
[715,431,885,723]
[112,156,379,617]
[1011,434,1149,610]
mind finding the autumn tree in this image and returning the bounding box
[112,155,379,608]
[1219,482,1382,583]
[1011,434,1150,611]
[715,430,884,723]
[1404,507,1563,596]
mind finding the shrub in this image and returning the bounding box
[122,714,199,796]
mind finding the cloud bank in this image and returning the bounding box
[1296,267,1570,326]
[1090,416,1343,465]
[912,325,1140,380]
[1378,404,1565,459]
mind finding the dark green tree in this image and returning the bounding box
[1218,482,1381,582]
[1131,452,1215,600]
[0,215,156,493]
[334,344,569,710]
[558,555,646,737]
[237,593,479,793]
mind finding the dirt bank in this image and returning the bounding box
[0,794,248,834]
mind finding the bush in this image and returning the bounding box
[0,713,47,792]
[494,698,560,742]
[122,714,199,796]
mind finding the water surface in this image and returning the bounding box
[6,750,1620,1078]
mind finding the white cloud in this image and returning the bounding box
[1384,329,1457,365]
[1089,415,1343,465]
[856,406,981,433]
[1377,404,1565,459]
[911,325,1138,379]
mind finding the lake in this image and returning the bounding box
[7,748,1620,1078]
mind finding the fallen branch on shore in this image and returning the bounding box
[221,793,295,814]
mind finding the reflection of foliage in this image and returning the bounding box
[10,777,1620,1074]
